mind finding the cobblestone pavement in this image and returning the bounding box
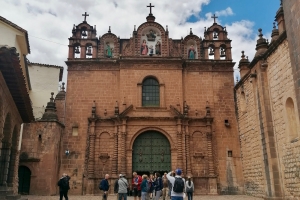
[23,195,263,200]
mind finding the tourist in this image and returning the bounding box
[148,174,154,199]
[57,173,70,200]
[167,169,185,200]
[162,173,169,200]
[141,174,149,200]
[168,172,175,199]
[153,172,163,200]
[118,174,128,200]
[114,174,121,200]
[99,174,110,200]
[132,172,142,200]
[185,176,194,200]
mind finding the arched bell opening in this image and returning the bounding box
[73,44,81,58]
[213,29,219,40]
[81,27,88,39]
[208,45,215,60]
[220,45,226,60]
[86,43,93,58]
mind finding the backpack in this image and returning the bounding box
[114,179,119,193]
[173,177,184,193]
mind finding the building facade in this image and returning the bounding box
[61,7,243,195]
[235,1,300,199]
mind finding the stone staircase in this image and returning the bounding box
[0,187,27,200]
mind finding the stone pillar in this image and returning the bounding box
[121,119,127,175]
[88,121,96,178]
[185,124,192,176]
[176,119,183,168]
[206,132,214,176]
[112,124,118,177]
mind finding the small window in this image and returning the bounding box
[72,127,78,136]
[142,78,160,107]
[228,150,232,157]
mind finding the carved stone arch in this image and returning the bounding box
[191,130,203,137]
[137,74,165,107]
[129,127,175,150]
[137,22,168,56]
[100,33,119,58]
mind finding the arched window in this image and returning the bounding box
[142,78,160,107]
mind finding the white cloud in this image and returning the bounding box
[0,0,270,83]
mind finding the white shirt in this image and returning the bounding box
[166,172,185,197]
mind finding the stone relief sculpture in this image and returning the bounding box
[188,44,196,59]
[141,39,148,55]
[155,41,161,55]
[146,30,156,41]
[105,42,113,58]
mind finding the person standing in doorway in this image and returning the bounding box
[132,172,142,200]
[57,173,70,200]
[153,172,163,200]
[118,174,128,200]
[162,173,169,200]
[185,176,194,200]
[167,169,185,200]
[100,174,110,200]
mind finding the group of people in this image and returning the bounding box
[57,169,195,200]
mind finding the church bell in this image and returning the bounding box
[86,46,92,56]
[82,30,87,37]
[213,32,218,39]
[75,46,80,54]
[209,48,214,56]
[220,49,226,57]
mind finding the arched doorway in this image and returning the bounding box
[18,166,31,194]
[132,131,171,175]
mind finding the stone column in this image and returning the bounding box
[121,119,127,175]
[206,132,214,176]
[185,123,192,176]
[88,121,96,178]
[112,124,118,177]
[176,119,183,168]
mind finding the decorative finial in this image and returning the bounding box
[241,51,245,59]
[61,82,65,91]
[166,25,168,32]
[82,12,89,22]
[258,28,263,38]
[50,92,54,102]
[147,3,155,15]
[280,0,282,6]
[224,26,227,31]
[190,28,193,35]
[108,26,111,33]
[134,25,136,31]
[273,22,276,29]
[211,14,218,23]
[73,24,76,30]
[204,27,207,32]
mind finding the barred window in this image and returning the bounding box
[142,78,160,107]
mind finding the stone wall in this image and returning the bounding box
[20,121,64,195]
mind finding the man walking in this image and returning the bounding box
[167,169,185,200]
[118,174,129,200]
[100,174,110,200]
[162,173,169,200]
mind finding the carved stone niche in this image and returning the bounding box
[193,152,205,162]
[99,153,110,163]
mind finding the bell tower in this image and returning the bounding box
[68,12,98,59]
[202,14,232,60]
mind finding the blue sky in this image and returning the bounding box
[188,0,279,39]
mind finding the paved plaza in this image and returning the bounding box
[23,195,263,200]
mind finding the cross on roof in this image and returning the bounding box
[211,14,218,23]
[82,12,89,21]
[147,3,155,14]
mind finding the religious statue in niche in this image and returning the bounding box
[188,44,196,59]
[105,42,113,58]
[149,45,154,56]
[146,30,156,41]
[141,39,148,55]
[155,41,161,55]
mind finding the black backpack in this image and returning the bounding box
[173,177,184,193]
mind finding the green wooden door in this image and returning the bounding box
[132,131,171,173]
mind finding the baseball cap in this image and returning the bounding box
[119,174,123,177]
[175,168,182,175]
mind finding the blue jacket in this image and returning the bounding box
[100,179,110,191]
[141,179,148,193]
[153,177,163,191]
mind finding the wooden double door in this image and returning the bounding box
[132,131,171,174]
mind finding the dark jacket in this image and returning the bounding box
[57,176,70,192]
[141,179,148,193]
[153,177,163,191]
[114,179,119,193]
[100,178,110,191]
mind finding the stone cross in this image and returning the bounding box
[147,3,155,14]
[211,14,218,23]
[82,12,89,21]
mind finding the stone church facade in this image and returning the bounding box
[235,1,300,199]
[60,7,243,195]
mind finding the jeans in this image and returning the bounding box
[142,192,148,200]
[119,193,127,200]
[187,192,193,200]
[154,190,161,200]
[59,190,68,200]
[171,196,183,200]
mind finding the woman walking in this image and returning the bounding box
[141,175,149,200]
[185,176,194,200]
